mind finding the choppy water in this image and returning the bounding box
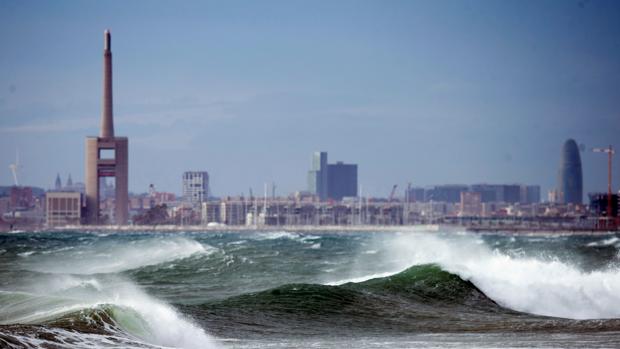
[1,229,620,348]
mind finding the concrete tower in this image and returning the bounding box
[558,139,583,205]
[85,30,129,225]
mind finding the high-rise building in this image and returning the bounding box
[308,151,328,200]
[558,139,583,205]
[183,171,209,203]
[307,152,358,201]
[85,30,129,224]
[327,162,358,200]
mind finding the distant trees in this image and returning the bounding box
[133,204,170,225]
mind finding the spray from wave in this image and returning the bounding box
[17,236,212,274]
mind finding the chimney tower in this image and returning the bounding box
[85,29,129,225]
[101,29,114,138]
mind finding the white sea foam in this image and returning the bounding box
[586,236,620,247]
[253,231,320,245]
[327,271,401,286]
[253,231,301,240]
[334,232,620,320]
[20,237,213,274]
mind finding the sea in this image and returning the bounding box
[1,229,620,348]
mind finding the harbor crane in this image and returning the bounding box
[592,145,616,229]
[388,184,398,202]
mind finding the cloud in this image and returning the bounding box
[0,99,240,134]
[0,117,97,134]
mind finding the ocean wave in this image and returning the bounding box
[0,274,218,349]
[205,264,500,314]
[196,264,620,334]
[344,233,620,320]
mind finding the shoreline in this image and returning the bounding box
[22,224,619,235]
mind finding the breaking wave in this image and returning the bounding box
[331,232,620,320]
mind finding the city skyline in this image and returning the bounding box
[1,1,619,197]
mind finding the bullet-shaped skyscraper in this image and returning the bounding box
[85,30,129,224]
[558,139,583,205]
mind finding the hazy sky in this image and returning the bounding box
[1,0,619,198]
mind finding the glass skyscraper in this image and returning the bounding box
[558,139,583,205]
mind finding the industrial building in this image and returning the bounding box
[84,30,129,225]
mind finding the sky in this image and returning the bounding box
[1,0,619,198]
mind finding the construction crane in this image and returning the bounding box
[388,184,398,202]
[8,149,20,186]
[592,145,616,228]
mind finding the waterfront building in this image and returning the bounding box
[548,189,563,203]
[425,185,468,203]
[521,185,541,204]
[407,187,426,202]
[459,191,482,216]
[85,30,129,225]
[468,184,520,203]
[46,191,83,226]
[201,201,221,224]
[327,162,358,200]
[183,171,209,203]
[589,193,619,217]
[10,187,34,210]
[220,198,246,225]
[558,139,583,205]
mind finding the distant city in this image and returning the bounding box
[0,31,618,232]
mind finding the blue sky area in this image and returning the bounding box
[1,0,619,197]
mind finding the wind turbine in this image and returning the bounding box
[8,149,21,186]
